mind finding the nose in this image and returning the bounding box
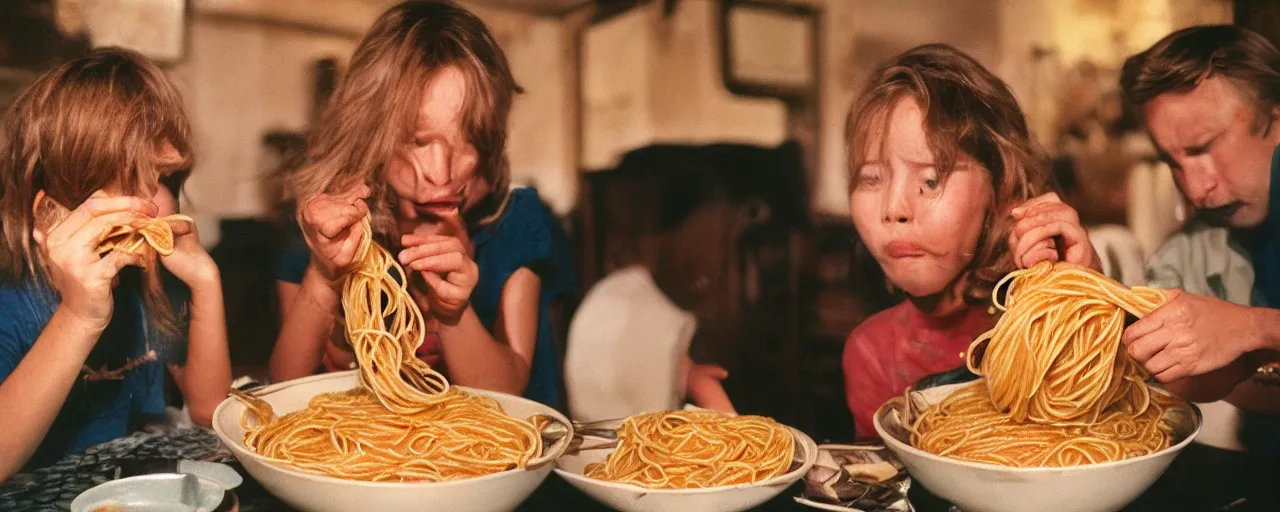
[407,141,479,202]
[882,177,913,224]
[421,143,452,188]
[1177,159,1218,208]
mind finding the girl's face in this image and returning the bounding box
[849,97,991,299]
[385,65,488,237]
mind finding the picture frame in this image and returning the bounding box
[720,0,820,99]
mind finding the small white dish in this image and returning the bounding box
[70,473,225,512]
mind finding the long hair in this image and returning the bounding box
[0,47,192,336]
[291,0,521,239]
[844,44,1052,312]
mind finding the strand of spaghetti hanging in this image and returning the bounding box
[964,261,1167,425]
[342,216,451,413]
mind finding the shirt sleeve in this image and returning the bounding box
[491,189,576,302]
[0,309,25,383]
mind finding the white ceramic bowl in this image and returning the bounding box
[212,371,572,512]
[874,381,1202,512]
[554,425,818,512]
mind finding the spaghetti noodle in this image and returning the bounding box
[97,214,193,261]
[584,410,796,489]
[908,261,1177,468]
[232,219,547,482]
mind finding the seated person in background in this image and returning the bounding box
[564,265,733,422]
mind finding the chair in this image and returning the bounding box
[1088,224,1147,287]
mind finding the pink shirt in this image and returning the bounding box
[843,301,995,440]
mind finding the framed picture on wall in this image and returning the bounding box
[720,0,820,99]
[57,0,188,64]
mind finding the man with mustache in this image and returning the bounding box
[1011,25,1280,413]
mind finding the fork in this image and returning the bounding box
[539,417,626,455]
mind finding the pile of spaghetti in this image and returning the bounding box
[908,261,1178,468]
[231,219,546,482]
[584,410,795,489]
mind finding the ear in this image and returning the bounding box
[31,189,46,218]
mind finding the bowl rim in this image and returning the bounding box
[551,424,819,495]
[212,370,572,488]
[872,380,1204,473]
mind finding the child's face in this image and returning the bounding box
[849,97,991,299]
[386,65,485,235]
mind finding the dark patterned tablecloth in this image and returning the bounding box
[0,426,295,512]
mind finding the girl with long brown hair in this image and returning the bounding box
[841,44,1054,439]
[0,48,231,478]
[269,0,575,408]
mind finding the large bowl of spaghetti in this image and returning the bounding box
[874,380,1201,512]
[212,370,573,512]
[553,410,818,512]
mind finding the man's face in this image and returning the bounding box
[1142,76,1280,228]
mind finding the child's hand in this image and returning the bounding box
[687,363,736,414]
[1009,192,1101,271]
[298,185,371,284]
[398,215,477,325]
[158,219,218,290]
[34,196,158,330]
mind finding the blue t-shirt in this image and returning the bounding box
[0,274,186,470]
[276,188,576,408]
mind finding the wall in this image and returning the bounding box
[580,0,788,172]
[480,8,578,215]
[168,0,1234,235]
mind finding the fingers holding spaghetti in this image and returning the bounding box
[915,262,1177,467]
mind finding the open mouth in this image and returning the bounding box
[415,197,462,217]
[1197,202,1243,225]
